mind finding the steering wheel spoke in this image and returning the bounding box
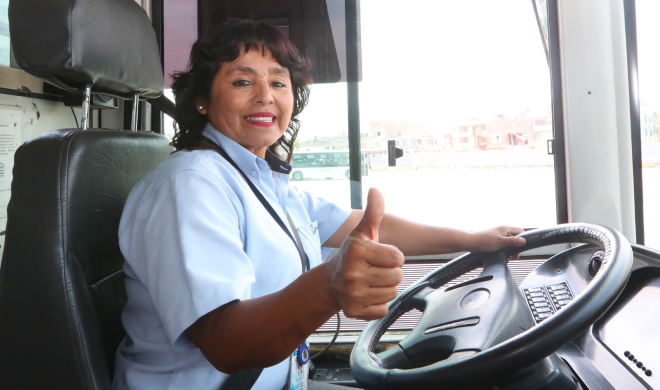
[397,283,433,313]
[374,344,412,369]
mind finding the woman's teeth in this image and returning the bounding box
[246,117,274,122]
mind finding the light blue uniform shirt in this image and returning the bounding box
[113,125,352,390]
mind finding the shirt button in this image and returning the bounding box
[251,171,258,177]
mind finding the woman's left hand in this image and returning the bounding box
[467,226,526,253]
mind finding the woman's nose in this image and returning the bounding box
[253,80,274,105]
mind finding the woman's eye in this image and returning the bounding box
[233,80,251,87]
[271,81,287,88]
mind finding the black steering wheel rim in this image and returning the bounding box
[350,223,633,389]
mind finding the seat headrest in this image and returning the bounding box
[9,0,164,100]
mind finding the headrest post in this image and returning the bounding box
[81,85,92,130]
[131,94,140,132]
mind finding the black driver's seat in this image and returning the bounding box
[0,0,173,388]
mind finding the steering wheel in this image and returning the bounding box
[350,224,633,389]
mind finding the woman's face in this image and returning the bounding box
[198,49,294,158]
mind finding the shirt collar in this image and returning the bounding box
[202,124,291,175]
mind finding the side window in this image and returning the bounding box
[162,0,198,140]
[1,0,9,67]
[636,0,660,249]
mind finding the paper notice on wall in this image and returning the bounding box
[0,105,24,210]
[0,102,30,260]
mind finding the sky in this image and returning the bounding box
[163,0,197,88]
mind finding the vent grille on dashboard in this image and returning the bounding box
[316,258,546,332]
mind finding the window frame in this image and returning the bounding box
[541,0,569,226]
[623,0,645,244]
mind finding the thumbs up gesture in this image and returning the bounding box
[324,188,405,321]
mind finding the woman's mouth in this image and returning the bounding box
[244,113,277,127]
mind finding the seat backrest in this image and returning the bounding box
[0,0,173,388]
[0,130,173,389]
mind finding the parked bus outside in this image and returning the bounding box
[290,151,369,181]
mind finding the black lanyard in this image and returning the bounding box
[201,136,310,273]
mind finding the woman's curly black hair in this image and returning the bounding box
[170,20,312,163]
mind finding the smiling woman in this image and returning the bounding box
[111,18,526,390]
[170,20,311,163]
[195,51,295,158]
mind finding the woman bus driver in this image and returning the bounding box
[113,20,527,390]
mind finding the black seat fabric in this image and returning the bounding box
[0,129,173,389]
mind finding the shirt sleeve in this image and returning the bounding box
[121,169,252,350]
[294,188,352,245]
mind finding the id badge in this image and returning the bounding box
[288,342,309,390]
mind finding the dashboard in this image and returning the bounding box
[519,244,660,390]
[311,243,660,389]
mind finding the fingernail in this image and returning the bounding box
[519,238,526,244]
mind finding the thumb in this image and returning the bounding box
[355,188,385,242]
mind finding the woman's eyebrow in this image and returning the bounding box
[269,66,288,75]
[227,66,288,75]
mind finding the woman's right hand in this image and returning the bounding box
[323,188,405,321]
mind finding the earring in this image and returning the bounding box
[198,106,204,110]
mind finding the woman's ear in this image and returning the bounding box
[195,99,209,115]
